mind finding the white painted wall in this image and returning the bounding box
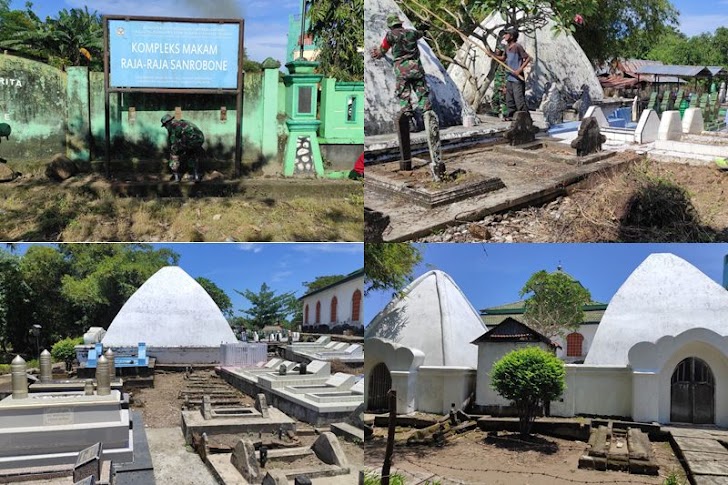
[302,275,364,329]
[475,341,553,408]
[417,367,476,414]
[364,338,425,414]
[550,365,632,419]
[552,325,598,362]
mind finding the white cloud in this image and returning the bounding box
[238,243,263,253]
[272,270,293,282]
[291,243,364,255]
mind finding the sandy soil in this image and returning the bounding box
[365,429,686,485]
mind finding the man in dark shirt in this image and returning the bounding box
[494,27,531,120]
[370,14,432,116]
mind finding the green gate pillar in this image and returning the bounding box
[283,60,324,177]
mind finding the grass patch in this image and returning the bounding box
[0,173,363,241]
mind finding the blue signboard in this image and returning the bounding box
[108,20,240,89]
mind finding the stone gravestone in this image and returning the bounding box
[424,110,445,181]
[262,471,289,485]
[539,84,565,126]
[73,477,95,485]
[295,476,313,485]
[202,395,212,420]
[231,439,260,483]
[73,442,102,483]
[364,208,390,243]
[396,112,413,171]
[571,117,606,156]
[504,111,539,146]
[255,393,270,418]
[574,84,593,120]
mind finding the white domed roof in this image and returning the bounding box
[103,266,237,347]
[585,253,728,366]
[365,270,486,367]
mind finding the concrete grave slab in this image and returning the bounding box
[683,108,705,134]
[658,111,683,141]
[231,439,260,483]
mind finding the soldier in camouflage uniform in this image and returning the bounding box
[161,114,205,182]
[370,14,432,116]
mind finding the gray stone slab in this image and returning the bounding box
[683,450,728,476]
[674,437,728,454]
[330,422,364,442]
[694,476,728,485]
[311,432,348,468]
[366,146,637,241]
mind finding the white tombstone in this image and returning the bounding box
[720,82,726,104]
[253,332,259,342]
[584,105,608,128]
[657,110,683,141]
[635,109,660,144]
[632,95,639,122]
[682,108,704,134]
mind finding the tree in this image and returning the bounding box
[196,277,233,319]
[307,0,363,81]
[51,336,82,371]
[1,6,103,70]
[400,0,599,110]
[364,243,422,295]
[236,283,296,330]
[519,270,592,339]
[302,274,346,294]
[0,249,33,354]
[490,346,565,437]
[573,0,678,64]
[59,244,179,331]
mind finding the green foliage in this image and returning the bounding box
[303,274,346,294]
[236,283,298,330]
[1,6,103,70]
[520,270,592,338]
[307,0,363,81]
[663,470,686,485]
[51,336,82,365]
[573,0,678,63]
[0,244,178,355]
[364,243,422,295]
[645,27,728,67]
[196,277,234,319]
[490,346,565,436]
[363,471,407,485]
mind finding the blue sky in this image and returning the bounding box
[9,0,304,63]
[671,0,728,36]
[364,243,728,325]
[10,243,363,314]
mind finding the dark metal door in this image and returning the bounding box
[367,362,391,412]
[670,357,714,424]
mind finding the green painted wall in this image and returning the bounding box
[319,79,364,144]
[0,54,66,160]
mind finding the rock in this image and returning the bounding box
[0,163,16,182]
[45,154,79,181]
[212,214,222,221]
[207,170,225,181]
[365,207,390,242]
[468,225,491,240]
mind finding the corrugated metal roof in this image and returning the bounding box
[708,66,728,76]
[472,317,557,347]
[633,65,713,78]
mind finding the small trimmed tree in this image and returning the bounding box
[490,346,565,437]
[51,337,83,371]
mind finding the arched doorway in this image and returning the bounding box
[367,362,391,412]
[670,357,715,424]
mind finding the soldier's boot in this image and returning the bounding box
[192,161,201,183]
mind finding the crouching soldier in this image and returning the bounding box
[161,114,205,182]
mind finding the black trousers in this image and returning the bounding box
[506,80,528,117]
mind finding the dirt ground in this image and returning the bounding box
[0,169,363,241]
[365,429,687,485]
[418,159,728,243]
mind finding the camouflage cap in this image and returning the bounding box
[161,114,174,126]
[387,14,402,28]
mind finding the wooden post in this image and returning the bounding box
[381,389,397,485]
